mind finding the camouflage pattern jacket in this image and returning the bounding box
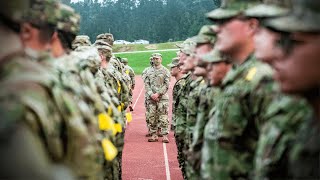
[144,65,170,101]
[172,77,187,127]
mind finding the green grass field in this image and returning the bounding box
[116,50,178,74]
[113,41,182,53]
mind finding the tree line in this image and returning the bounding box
[62,0,220,43]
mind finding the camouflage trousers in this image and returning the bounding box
[174,133,187,179]
[129,88,133,105]
[146,99,169,135]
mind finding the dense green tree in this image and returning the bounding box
[65,0,220,43]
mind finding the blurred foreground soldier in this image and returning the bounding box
[21,1,108,179]
[262,0,320,178]
[0,0,74,179]
[243,1,313,179]
[144,53,171,143]
[72,35,91,50]
[205,0,312,179]
[121,58,135,111]
[167,57,184,131]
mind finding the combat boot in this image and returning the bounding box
[157,129,163,137]
[145,133,152,137]
[162,135,169,143]
[148,134,158,142]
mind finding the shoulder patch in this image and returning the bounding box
[245,67,257,81]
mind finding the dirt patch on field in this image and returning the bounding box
[117,46,133,52]
[145,44,157,50]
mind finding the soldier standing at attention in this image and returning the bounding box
[167,57,185,131]
[144,53,171,143]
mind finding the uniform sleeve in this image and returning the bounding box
[158,69,170,96]
[129,67,135,86]
[144,75,154,98]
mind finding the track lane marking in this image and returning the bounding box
[163,142,171,180]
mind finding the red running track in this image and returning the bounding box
[122,75,183,180]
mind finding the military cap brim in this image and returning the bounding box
[206,8,240,20]
[265,15,320,32]
[244,4,289,18]
[167,63,178,68]
[200,49,228,63]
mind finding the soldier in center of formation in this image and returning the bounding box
[143,53,171,143]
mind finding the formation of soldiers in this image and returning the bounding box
[0,0,135,179]
[170,0,320,179]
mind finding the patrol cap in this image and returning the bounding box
[206,0,261,20]
[0,0,30,23]
[191,25,217,44]
[96,33,114,46]
[175,38,195,49]
[152,53,162,58]
[94,39,112,48]
[200,49,229,63]
[181,44,196,56]
[23,0,59,27]
[121,58,128,63]
[266,0,320,32]
[244,0,291,18]
[72,35,91,50]
[56,3,80,35]
[167,57,180,68]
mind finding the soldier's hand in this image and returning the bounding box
[151,93,160,101]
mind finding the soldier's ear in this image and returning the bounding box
[20,23,33,42]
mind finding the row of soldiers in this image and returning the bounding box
[0,0,135,179]
[169,0,320,179]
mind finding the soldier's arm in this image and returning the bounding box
[144,76,154,98]
[158,69,170,96]
[130,68,135,88]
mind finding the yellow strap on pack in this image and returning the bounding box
[246,67,257,81]
[126,112,133,123]
[98,113,114,131]
[126,70,129,75]
[114,123,123,133]
[117,81,121,94]
[101,138,118,161]
[121,103,124,109]
[117,105,122,112]
[107,106,113,116]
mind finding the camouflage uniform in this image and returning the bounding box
[142,55,155,134]
[24,3,107,178]
[0,1,73,179]
[144,60,171,139]
[174,72,193,179]
[167,57,182,131]
[184,77,205,179]
[262,0,320,178]
[121,58,135,109]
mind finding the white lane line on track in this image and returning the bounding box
[163,143,171,180]
[133,86,144,109]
